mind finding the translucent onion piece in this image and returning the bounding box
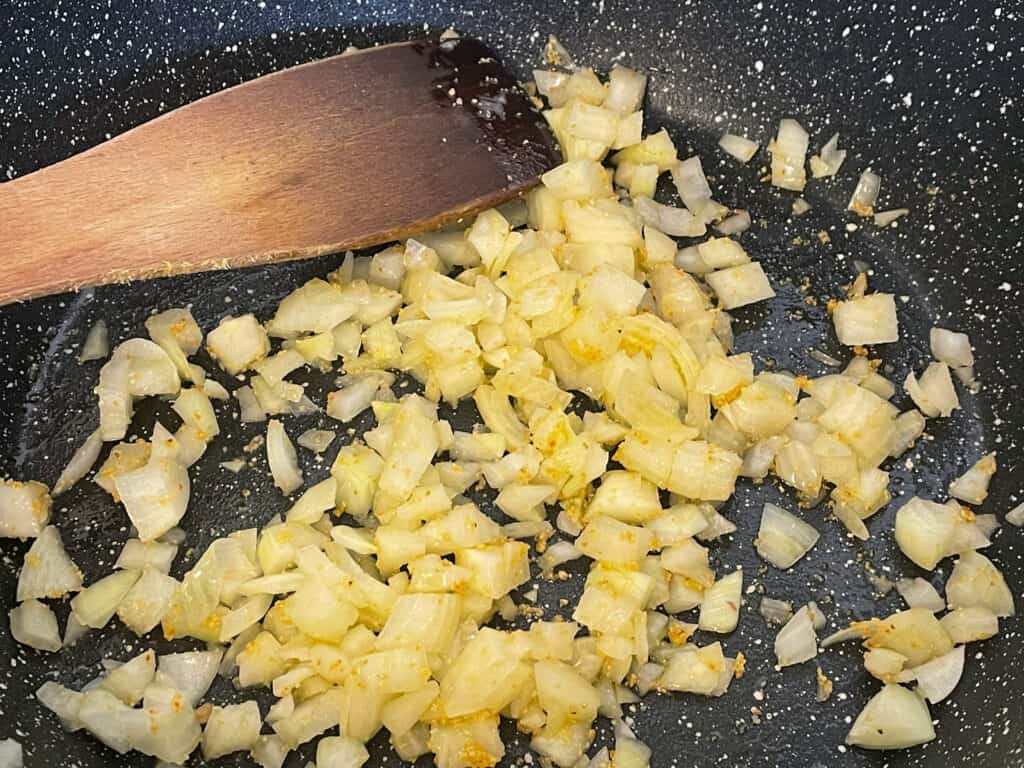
[117,567,178,636]
[114,453,190,542]
[0,739,22,768]
[946,551,1015,617]
[792,197,812,216]
[705,262,775,309]
[99,649,156,705]
[206,314,271,374]
[9,599,62,651]
[848,169,881,217]
[53,429,103,496]
[1007,503,1024,527]
[809,133,846,178]
[874,208,909,227]
[896,577,945,612]
[769,118,809,191]
[833,293,899,346]
[16,525,83,601]
[714,210,752,235]
[0,479,52,539]
[909,645,964,704]
[158,650,224,707]
[285,477,337,524]
[758,597,794,626]
[754,503,820,569]
[633,196,705,237]
[774,605,818,667]
[718,133,758,163]
[948,452,996,505]
[940,606,999,644]
[296,428,337,453]
[71,569,140,628]
[202,701,262,760]
[266,420,303,495]
[234,385,266,423]
[604,65,647,114]
[930,327,974,368]
[79,320,110,363]
[904,362,959,418]
[698,570,742,633]
[846,684,935,750]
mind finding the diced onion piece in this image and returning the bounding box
[1007,503,1024,527]
[846,684,935,750]
[909,645,964,704]
[99,649,156,705]
[929,327,974,368]
[792,198,812,216]
[633,196,705,237]
[948,453,996,505]
[0,479,52,539]
[114,451,190,542]
[234,385,266,423]
[714,210,751,235]
[671,156,727,222]
[296,429,336,453]
[774,605,818,667]
[718,133,758,163]
[71,569,140,628]
[705,262,775,309]
[534,69,570,106]
[267,420,303,495]
[758,597,794,626]
[79,320,110,362]
[904,362,959,418]
[768,118,809,191]
[940,606,999,644]
[874,208,909,227]
[896,578,945,612]
[604,65,647,114]
[809,133,846,178]
[202,701,262,760]
[946,551,1015,617]
[889,410,926,457]
[754,503,820,569]
[9,599,61,651]
[833,293,899,345]
[894,496,959,570]
[697,237,750,269]
[202,377,230,400]
[159,649,224,707]
[117,567,178,635]
[848,169,881,217]
[698,570,742,633]
[53,429,103,496]
[285,478,337,524]
[206,314,270,375]
[16,525,83,601]
[327,376,380,423]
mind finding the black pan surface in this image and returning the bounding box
[0,1,1022,767]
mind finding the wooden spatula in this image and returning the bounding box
[0,38,559,305]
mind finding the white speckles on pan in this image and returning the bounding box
[0,1,1022,767]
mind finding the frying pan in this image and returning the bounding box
[1,1,1021,767]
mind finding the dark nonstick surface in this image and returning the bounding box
[1,1,1022,767]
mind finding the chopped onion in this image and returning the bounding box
[158,649,223,707]
[904,362,959,418]
[0,479,52,539]
[768,118,809,191]
[874,208,909,227]
[296,429,336,454]
[70,569,140,628]
[633,196,705,237]
[53,429,103,496]
[946,551,1015,617]
[909,646,964,704]
[16,525,83,601]
[266,420,303,495]
[774,605,818,667]
[671,156,727,222]
[948,452,996,505]
[234,385,265,423]
[116,566,178,635]
[864,647,907,681]
[940,606,999,644]
[0,739,22,768]
[758,597,794,626]
[833,293,899,345]
[79,319,110,363]
[698,570,742,633]
[705,262,775,309]
[754,502,820,569]
[99,649,156,705]
[896,577,945,612]
[792,198,812,216]
[1007,503,1024,527]
[930,327,974,368]
[714,210,752,236]
[848,169,881,217]
[697,237,750,269]
[718,133,758,163]
[114,449,190,542]
[202,701,262,760]
[9,599,61,651]
[809,132,846,178]
[846,684,935,750]
[206,314,270,375]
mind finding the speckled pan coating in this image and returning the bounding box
[0,1,1021,767]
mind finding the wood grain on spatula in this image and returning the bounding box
[0,38,559,304]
